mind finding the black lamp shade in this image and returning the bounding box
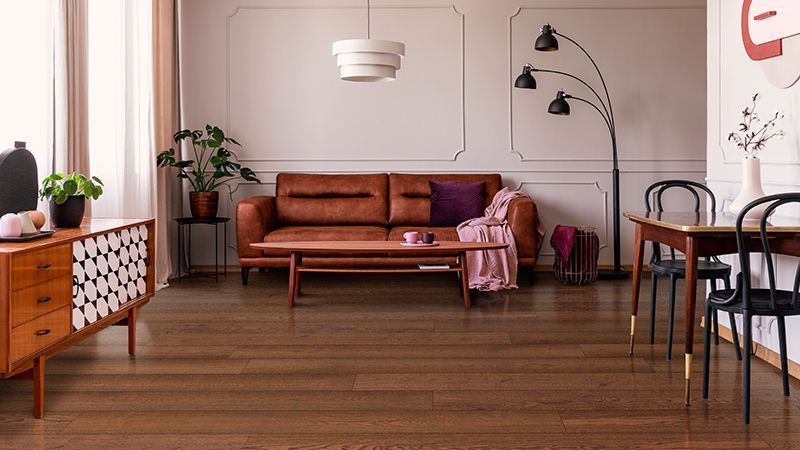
[535,24,559,51]
[514,71,536,89]
[548,91,570,115]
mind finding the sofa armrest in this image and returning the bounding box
[508,197,542,263]
[236,196,276,259]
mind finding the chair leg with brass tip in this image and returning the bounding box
[685,353,693,406]
[629,315,637,355]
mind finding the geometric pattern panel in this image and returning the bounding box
[72,225,148,331]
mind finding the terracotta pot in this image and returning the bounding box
[189,191,219,219]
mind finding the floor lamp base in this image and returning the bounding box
[598,268,629,280]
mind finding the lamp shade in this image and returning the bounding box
[534,24,558,51]
[332,39,405,82]
[548,91,570,115]
[514,66,536,89]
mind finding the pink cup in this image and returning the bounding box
[402,231,419,244]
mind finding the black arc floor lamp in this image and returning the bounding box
[514,23,627,280]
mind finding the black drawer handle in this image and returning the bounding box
[36,263,51,269]
[34,329,51,336]
[36,296,52,303]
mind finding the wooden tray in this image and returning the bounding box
[0,230,55,243]
[400,241,439,247]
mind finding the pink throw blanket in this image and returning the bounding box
[456,188,542,291]
[550,224,577,264]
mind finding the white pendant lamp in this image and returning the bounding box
[332,0,405,82]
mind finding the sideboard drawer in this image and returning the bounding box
[10,275,72,328]
[10,306,71,362]
[10,244,72,291]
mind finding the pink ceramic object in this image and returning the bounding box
[402,231,419,244]
[0,213,22,238]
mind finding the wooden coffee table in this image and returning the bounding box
[251,241,508,308]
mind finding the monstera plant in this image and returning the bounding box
[156,125,260,219]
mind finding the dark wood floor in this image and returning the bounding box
[0,271,798,449]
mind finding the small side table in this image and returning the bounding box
[175,217,229,281]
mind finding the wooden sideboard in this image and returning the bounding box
[0,218,155,417]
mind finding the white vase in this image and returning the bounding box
[728,157,768,220]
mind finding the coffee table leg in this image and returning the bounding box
[630,223,645,355]
[288,251,299,308]
[456,256,464,297]
[460,251,471,308]
[295,254,302,298]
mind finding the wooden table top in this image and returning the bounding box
[252,240,508,253]
[0,218,154,254]
[624,211,800,233]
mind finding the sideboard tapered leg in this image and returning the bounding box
[33,357,45,419]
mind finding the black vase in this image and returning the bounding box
[49,196,86,228]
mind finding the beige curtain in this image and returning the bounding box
[60,0,92,219]
[152,0,181,284]
[63,0,90,178]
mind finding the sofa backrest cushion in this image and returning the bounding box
[389,173,502,226]
[275,173,389,226]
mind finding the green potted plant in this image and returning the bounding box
[39,173,104,227]
[156,125,260,219]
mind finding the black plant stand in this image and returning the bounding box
[175,217,229,282]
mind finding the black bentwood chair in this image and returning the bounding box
[644,180,740,361]
[702,193,800,424]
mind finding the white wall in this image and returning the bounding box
[707,0,800,365]
[178,0,707,267]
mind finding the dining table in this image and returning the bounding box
[624,210,800,406]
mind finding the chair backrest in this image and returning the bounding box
[735,193,800,311]
[644,179,717,213]
[644,180,717,261]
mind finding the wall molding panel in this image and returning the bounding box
[225,4,466,162]
[711,0,800,167]
[507,4,706,163]
[516,180,608,257]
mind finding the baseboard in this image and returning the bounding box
[712,320,800,381]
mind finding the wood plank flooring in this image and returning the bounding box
[1,271,799,449]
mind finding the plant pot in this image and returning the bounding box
[49,196,86,228]
[189,191,219,219]
[728,157,768,220]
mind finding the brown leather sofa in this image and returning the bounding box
[236,173,541,284]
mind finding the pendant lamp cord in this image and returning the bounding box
[366,0,371,39]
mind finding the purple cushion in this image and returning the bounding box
[429,180,486,227]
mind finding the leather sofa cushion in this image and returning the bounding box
[389,173,502,226]
[387,226,459,242]
[275,173,388,226]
